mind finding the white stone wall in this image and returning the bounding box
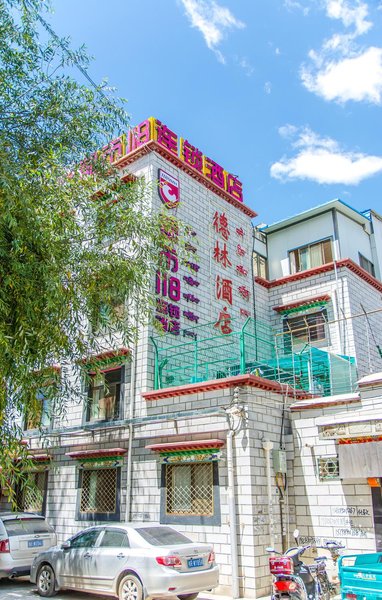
[290,385,382,555]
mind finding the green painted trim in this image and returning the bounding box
[280,300,328,315]
[158,448,219,458]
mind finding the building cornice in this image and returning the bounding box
[255,259,382,293]
[142,373,314,401]
[115,140,257,219]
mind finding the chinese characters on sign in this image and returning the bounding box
[212,210,251,330]
[82,117,244,205]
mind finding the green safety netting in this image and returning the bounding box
[151,318,357,396]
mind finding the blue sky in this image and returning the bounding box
[47,0,382,225]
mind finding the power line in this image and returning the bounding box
[24,1,122,113]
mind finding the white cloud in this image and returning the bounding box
[300,0,382,104]
[271,127,382,185]
[302,46,382,103]
[180,0,245,63]
[238,56,254,76]
[264,81,272,94]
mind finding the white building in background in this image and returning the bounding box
[3,118,382,598]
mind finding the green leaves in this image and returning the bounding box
[0,0,176,498]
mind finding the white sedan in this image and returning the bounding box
[30,523,219,600]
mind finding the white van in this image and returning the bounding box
[0,512,56,578]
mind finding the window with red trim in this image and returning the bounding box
[86,367,123,423]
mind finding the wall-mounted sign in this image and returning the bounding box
[158,169,180,209]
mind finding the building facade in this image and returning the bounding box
[3,118,382,598]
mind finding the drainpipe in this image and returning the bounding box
[125,334,138,523]
[227,428,240,599]
[224,386,245,600]
[263,440,275,549]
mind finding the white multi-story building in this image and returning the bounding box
[3,119,382,598]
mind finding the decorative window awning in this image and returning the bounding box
[81,348,130,373]
[273,294,331,315]
[29,453,52,463]
[66,447,127,468]
[146,439,225,464]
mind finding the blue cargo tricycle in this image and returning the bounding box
[339,552,382,599]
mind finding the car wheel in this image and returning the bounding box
[178,594,199,600]
[119,574,143,600]
[36,564,57,597]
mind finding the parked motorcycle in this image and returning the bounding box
[266,529,344,600]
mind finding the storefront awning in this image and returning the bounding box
[339,440,382,478]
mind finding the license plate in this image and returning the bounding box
[28,539,43,548]
[187,557,203,568]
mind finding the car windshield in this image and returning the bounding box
[3,518,54,537]
[136,526,192,546]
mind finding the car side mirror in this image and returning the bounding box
[61,541,71,550]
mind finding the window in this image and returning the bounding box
[136,526,191,546]
[162,462,220,525]
[318,457,339,481]
[70,528,101,548]
[359,253,375,277]
[15,471,48,515]
[99,529,129,548]
[24,392,51,431]
[289,238,333,274]
[284,310,328,346]
[253,252,268,279]
[86,367,123,423]
[254,228,267,243]
[77,467,120,521]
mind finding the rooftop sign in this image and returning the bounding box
[86,117,244,205]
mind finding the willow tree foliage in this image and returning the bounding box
[0,0,174,496]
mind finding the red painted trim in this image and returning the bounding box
[273,294,331,313]
[29,454,52,462]
[142,373,314,401]
[146,439,225,453]
[81,347,130,365]
[255,259,382,293]
[66,448,127,460]
[339,436,382,444]
[115,140,257,219]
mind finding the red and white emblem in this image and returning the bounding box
[158,169,180,209]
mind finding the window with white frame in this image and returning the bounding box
[253,251,268,279]
[289,238,333,274]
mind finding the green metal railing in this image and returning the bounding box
[151,318,358,396]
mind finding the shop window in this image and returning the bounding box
[85,367,123,423]
[77,467,120,521]
[289,238,333,274]
[284,309,328,349]
[15,470,48,515]
[359,253,375,277]
[317,457,339,481]
[253,251,268,279]
[161,462,220,526]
